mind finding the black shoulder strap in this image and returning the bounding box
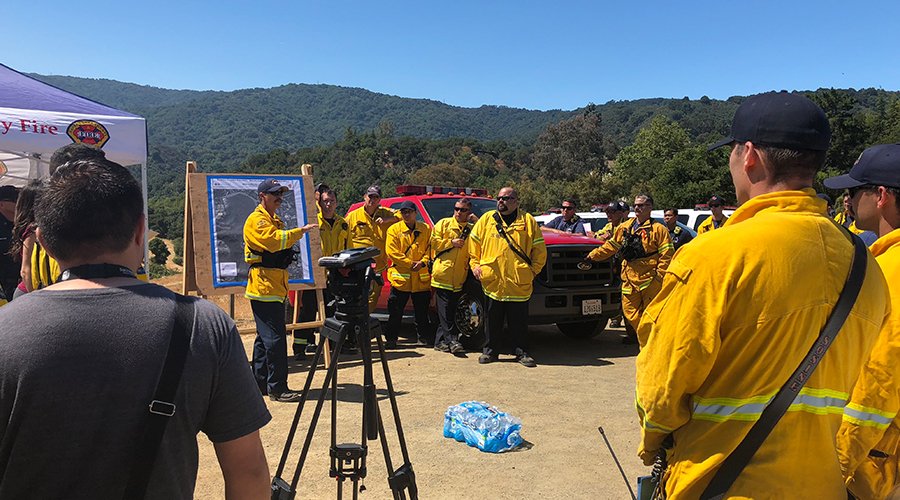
[492,212,532,266]
[123,295,194,500]
[700,234,869,500]
[434,223,472,261]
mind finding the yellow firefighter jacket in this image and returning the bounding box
[243,204,307,302]
[587,218,673,294]
[469,210,547,302]
[318,211,349,258]
[385,221,432,293]
[837,228,900,500]
[346,205,396,272]
[430,216,473,292]
[635,189,890,499]
[594,218,632,241]
[696,215,729,234]
[835,212,865,235]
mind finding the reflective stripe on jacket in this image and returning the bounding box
[837,228,900,500]
[30,242,60,290]
[318,211,349,257]
[430,217,472,292]
[346,205,395,272]
[243,204,306,302]
[635,189,890,499]
[587,218,673,294]
[469,210,547,302]
[385,221,432,293]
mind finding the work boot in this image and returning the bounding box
[478,354,497,364]
[269,390,303,403]
[449,341,466,355]
[610,317,622,328]
[434,341,450,352]
[305,343,317,354]
[517,353,537,368]
[385,339,398,350]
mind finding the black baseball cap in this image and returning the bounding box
[708,195,725,206]
[605,201,629,212]
[366,185,382,197]
[398,201,417,212]
[709,92,831,152]
[0,185,20,202]
[257,179,290,194]
[824,143,900,189]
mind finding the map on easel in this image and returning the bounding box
[207,175,314,288]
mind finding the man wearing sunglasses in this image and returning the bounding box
[697,195,729,234]
[430,197,475,354]
[244,179,318,403]
[469,187,546,367]
[826,144,900,500]
[385,201,433,349]
[544,199,586,235]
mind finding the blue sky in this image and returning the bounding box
[3,1,899,111]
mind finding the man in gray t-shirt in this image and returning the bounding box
[0,157,272,499]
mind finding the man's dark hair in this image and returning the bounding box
[321,188,337,199]
[664,208,678,215]
[48,143,106,174]
[456,197,472,207]
[562,199,576,207]
[636,194,654,206]
[35,158,143,262]
[735,143,826,183]
[888,186,900,217]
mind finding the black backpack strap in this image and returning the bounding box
[123,295,195,499]
[492,212,533,266]
[700,234,869,500]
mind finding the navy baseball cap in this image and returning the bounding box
[709,92,831,152]
[257,179,290,193]
[398,200,417,212]
[824,143,900,189]
[708,195,725,206]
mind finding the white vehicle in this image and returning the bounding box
[536,208,735,235]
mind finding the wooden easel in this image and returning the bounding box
[181,161,332,365]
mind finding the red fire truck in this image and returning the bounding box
[347,185,622,349]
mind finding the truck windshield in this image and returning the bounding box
[420,198,498,222]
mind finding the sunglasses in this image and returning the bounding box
[562,206,575,211]
[709,204,723,208]
[454,207,470,212]
[633,203,648,207]
[497,196,517,201]
[400,209,415,214]
[267,191,285,198]
[848,185,878,198]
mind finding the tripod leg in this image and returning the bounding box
[374,334,414,465]
[275,341,326,478]
[289,333,345,492]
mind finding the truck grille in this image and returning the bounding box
[538,245,616,287]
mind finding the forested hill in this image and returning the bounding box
[28,74,900,239]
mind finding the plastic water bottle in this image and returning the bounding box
[443,401,523,453]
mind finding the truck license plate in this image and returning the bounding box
[581,299,602,316]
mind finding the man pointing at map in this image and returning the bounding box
[244,179,317,403]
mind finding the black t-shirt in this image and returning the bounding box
[0,215,17,300]
[0,284,271,499]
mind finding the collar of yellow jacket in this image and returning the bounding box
[492,210,527,229]
[255,204,281,223]
[870,228,900,257]
[399,221,427,233]
[724,189,826,227]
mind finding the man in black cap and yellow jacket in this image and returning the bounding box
[244,179,317,402]
[384,201,432,349]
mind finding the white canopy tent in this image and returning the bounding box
[0,62,150,260]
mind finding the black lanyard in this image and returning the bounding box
[58,263,136,282]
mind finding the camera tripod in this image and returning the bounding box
[272,264,418,500]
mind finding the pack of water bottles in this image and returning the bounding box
[443,401,523,453]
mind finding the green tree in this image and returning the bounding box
[650,146,733,208]
[530,107,606,182]
[149,238,170,265]
[609,115,692,197]
[808,89,868,173]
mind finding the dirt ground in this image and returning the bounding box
[157,276,647,499]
